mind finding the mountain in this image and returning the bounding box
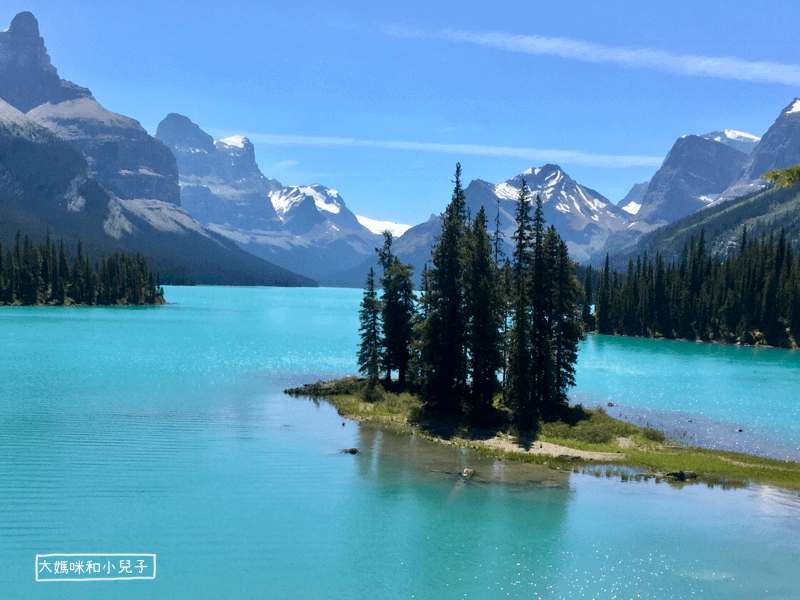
[0,12,313,286]
[155,113,281,225]
[0,12,179,206]
[156,113,381,282]
[0,109,315,285]
[0,12,91,112]
[632,136,748,226]
[27,98,180,205]
[618,183,800,268]
[719,98,800,201]
[327,165,631,286]
[462,165,630,262]
[699,130,760,155]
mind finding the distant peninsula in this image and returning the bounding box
[0,232,165,306]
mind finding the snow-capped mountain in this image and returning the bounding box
[156,114,382,281]
[270,184,364,235]
[463,165,630,262]
[700,130,760,155]
[717,99,800,202]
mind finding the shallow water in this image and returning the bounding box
[1,286,799,599]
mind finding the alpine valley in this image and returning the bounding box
[3,10,800,285]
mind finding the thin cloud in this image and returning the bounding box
[247,133,662,168]
[271,159,300,170]
[385,25,800,86]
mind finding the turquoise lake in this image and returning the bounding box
[2,286,799,599]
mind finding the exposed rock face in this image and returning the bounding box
[156,113,281,227]
[634,136,747,225]
[0,12,92,112]
[0,12,180,206]
[720,99,800,201]
[28,99,180,205]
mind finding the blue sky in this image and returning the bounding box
[6,1,800,225]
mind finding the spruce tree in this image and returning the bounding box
[595,254,611,334]
[545,229,583,406]
[376,232,415,386]
[357,267,382,389]
[419,164,468,414]
[507,180,534,429]
[464,207,504,425]
[530,195,553,416]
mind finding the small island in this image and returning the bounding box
[288,164,800,492]
[287,376,800,492]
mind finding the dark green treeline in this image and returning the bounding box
[358,165,584,429]
[590,228,800,348]
[0,231,165,306]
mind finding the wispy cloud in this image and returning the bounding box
[385,25,800,86]
[247,133,661,168]
[271,159,300,171]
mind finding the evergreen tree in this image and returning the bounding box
[530,195,553,416]
[357,267,382,388]
[507,180,535,429]
[581,265,594,331]
[464,207,504,425]
[545,229,583,405]
[418,164,468,414]
[595,254,611,334]
[376,232,415,385]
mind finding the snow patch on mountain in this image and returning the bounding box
[218,135,247,148]
[270,185,344,216]
[356,215,412,237]
[787,99,800,115]
[621,201,641,215]
[700,129,760,155]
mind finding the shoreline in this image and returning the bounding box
[287,378,800,492]
[591,330,800,351]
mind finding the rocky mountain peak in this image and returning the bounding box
[0,12,93,112]
[633,135,747,225]
[719,98,800,201]
[7,11,40,37]
[155,113,216,153]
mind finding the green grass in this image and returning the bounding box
[285,377,800,491]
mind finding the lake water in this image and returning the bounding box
[1,286,799,599]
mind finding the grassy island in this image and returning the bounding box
[286,377,800,492]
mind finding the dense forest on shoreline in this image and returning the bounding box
[358,164,584,430]
[587,226,800,348]
[0,231,165,306]
[585,166,800,348]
